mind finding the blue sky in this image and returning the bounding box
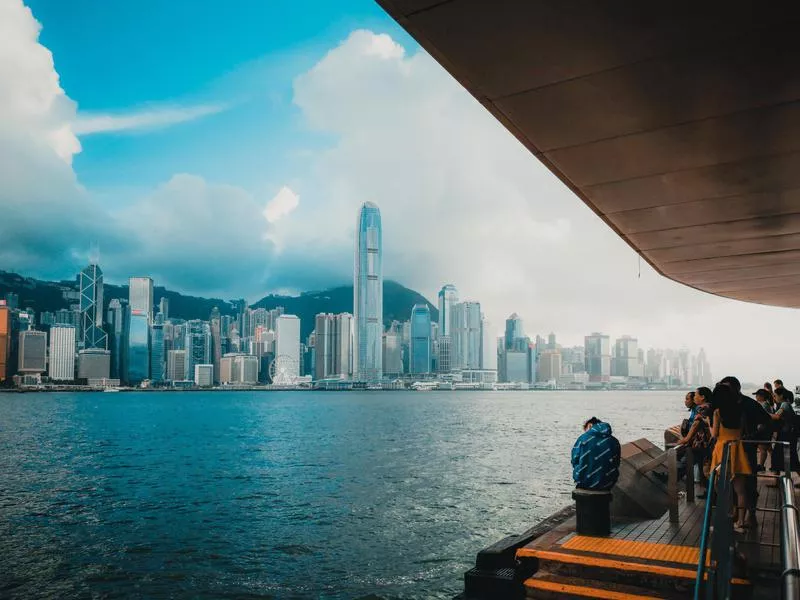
[26,0,413,194]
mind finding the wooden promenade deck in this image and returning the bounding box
[515,474,783,599]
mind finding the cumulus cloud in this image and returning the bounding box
[263,186,300,224]
[73,103,226,135]
[285,29,800,381]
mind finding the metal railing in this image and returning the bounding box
[693,440,796,600]
[640,442,692,523]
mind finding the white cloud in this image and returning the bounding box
[263,185,300,224]
[285,29,800,382]
[73,103,226,135]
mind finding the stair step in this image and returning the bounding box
[464,566,522,599]
[524,571,669,599]
[519,549,750,595]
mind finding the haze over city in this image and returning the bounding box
[2,0,798,382]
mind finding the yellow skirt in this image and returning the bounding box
[710,425,752,478]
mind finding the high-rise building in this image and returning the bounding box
[382,328,403,376]
[409,304,432,375]
[129,277,154,318]
[184,320,212,381]
[77,348,111,380]
[79,263,106,350]
[438,335,452,373]
[0,301,10,382]
[453,301,482,369]
[220,353,259,385]
[150,321,165,382]
[333,313,353,378]
[275,315,301,379]
[107,299,128,380]
[167,350,187,382]
[4,292,18,310]
[18,330,47,374]
[437,284,458,336]
[314,313,334,380]
[194,364,214,387]
[353,201,383,382]
[210,307,222,384]
[585,333,611,382]
[480,315,497,371]
[127,310,150,384]
[537,349,562,382]
[504,313,525,350]
[612,335,642,378]
[548,333,557,350]
[159,296,169,320]
[48,324,76,381]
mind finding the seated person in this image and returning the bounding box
[572,417,621,491]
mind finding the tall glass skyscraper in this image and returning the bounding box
[107,298,128,380]
[410,304,432,375]
[80,263,107,350]
[126,309,150,384]
[184,320,212,381]
[437,284,458,336]
[150,320,165,382]
[353,202,383,382]
[129,277,154,317]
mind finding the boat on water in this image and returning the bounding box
[102,388,121,393]
[410,381,438,391]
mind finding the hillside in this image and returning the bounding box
[0,271,437,337]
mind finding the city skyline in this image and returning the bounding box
[2,0,799,382]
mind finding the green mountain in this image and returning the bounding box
[0,271,437,338]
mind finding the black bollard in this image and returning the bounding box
[572,488,613,536]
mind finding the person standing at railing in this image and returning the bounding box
[769,387,800,483]
[676,387,713,499]
[718,376,772,528]
[710,382,753,533]
[752,388,777,472]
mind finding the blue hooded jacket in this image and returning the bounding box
[571,421,621,491]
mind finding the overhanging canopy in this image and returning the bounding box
[377,0,800,307]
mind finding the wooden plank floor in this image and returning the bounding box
[518,474,782,574]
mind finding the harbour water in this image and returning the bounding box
[0,391,685,599]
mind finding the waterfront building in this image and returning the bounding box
[167,349,187,382]
[18,330,47,374]
[150,321,165,383]
[536,349,562,382]
[314,313,334,380]
[79,263,107,350]
[500,349,528,383]
[158,297,169,320]
[210,307,222,384]
[194,364,214,387]
[437,284,458,336]
[275,314,301,379]
[129,277,154,318]
[585,332,611,382]
[333,313,353,378]
[548,332,557,350]
[0,301,10,382]
[127,310,150,384]
[504,313,525,350]
[480,315,497,371]
[382,321,403,377]
[353,201,383,382]
[452,301,482,369]
[106,299,128,380]
[612,335,642,378]
[409,304,432,375]
[77,348,111,380]
[219,353,259,385]
[184,320,212,381]
[48,324,76,381]
[438,335,452,373]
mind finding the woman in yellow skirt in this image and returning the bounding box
[710,384,752,533]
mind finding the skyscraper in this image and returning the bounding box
[437,284,458,336]
[612,335,642,378]
[275,314,301,379]
[80,263,106,350]
[453,301,482,369]
[504,313,525,350]
[210,307,222,384]
[18,330,47,374]
[0,301,10,382]
[585,333,611,382]
[480,315,497,371]
[150,321,165,383]
[353,202,383,382]
[184,320,212,381]
[314,313,334,380]
[107,299,128,380]
[167,349,187,381]
[409,304,432,375]
[333,313,353,378]
[127,310,150,384]
[129,277,154,318]
[48,324,76,381]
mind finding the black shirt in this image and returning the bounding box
[741,394,772,441]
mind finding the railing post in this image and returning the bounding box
[668,447,679,523]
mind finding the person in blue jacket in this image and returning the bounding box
[572,417,621,491]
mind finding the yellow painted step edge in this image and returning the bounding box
[524,577,664,600]
[517,549,750,586]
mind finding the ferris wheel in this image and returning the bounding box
[269,355,299,385]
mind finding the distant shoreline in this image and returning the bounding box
[0,386,695,394]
